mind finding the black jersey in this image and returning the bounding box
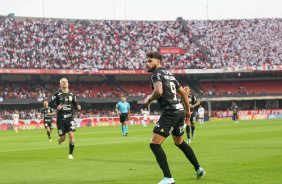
[231,105,238,114]
[180,94,198,115]
[150,67,184,111]
[41,107,54,121]
[49,89,78,120]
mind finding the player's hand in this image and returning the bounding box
[57,103,62,110]
[185,110,191,120]
[77,103,81,110]
[48,113,51,115]
[189,104,194,108]
[144,98,150,106]
[118,111,121,115]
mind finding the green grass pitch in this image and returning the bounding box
[0,119,281,184]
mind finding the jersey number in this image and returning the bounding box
[170,82,177,101]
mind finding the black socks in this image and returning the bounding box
[69,144,74,155]
[186,125,190,138]
[47,131,51,139]
[150,143,172,178]
[175,141,200,171]
[191,126,195,134]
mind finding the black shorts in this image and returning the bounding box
[120,113,129,123]
[44,119,54,129]
[233,113,238,119]
[190,114,196,124]
[153,110,185,138]
[57,118,76,136]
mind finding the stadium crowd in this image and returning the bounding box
[0,16,206,70]
[189,18,282,68]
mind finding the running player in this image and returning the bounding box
[198,105,205,125]
[231,102,239,123]
[116,96,130,136]
[144,51,206,184]
[41,100,55,142]
[49,78,81,159]
[180,86,200,143]
[12,110,19,133]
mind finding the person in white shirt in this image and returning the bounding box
[141,108,149,127]
[198,105,205,125]
[12,110,20,133]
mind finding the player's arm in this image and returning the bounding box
[49,109,56,116]
[128,103,131,117]
[128,109,131,118]
[191,99,200,108]
[49,93,59,109]
[72,94,81,110]
[177,86,191,119]
[145,81,163,105]
[115,103,121,114]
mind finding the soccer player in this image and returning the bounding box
[49,78,81,159]
[144,51,206,184]
[198,105,205,125]
[181,86,200,143]
[41,100,55,142]
[231,102,239,123]
[116,96,130,136]
[12,110,19,133]
[141,108,149,127]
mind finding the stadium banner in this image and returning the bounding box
[216,109,282,117]
[0,116,161,131]
[159,47,187,54]
[268,114,282,119]
[238,114,268,120]
[209,117,232,121]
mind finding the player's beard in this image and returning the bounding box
[147,63,157,72]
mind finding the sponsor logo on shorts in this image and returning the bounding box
[169,127,174,134]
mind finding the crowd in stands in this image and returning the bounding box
[189,18,282,68]
[1,16,281,70]
[0,16,206,70]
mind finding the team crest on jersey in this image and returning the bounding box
[69,96,72,101]
[48,110,50,113]
[65,97,68,102]
[125,105,127,108]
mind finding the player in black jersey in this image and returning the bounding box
[41,100,55,142]
[180,86,200,143]
[231,102,239,123]
[49,78,81,159]
[144,52,206,184]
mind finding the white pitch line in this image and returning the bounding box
[0,139,149,153]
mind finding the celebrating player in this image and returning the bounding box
[41,100,55,142]
[49,78,81,159]
[180,86,200,143]
[144,51,206,184]
[231,102,239,123]
[198,105,205,125]
[116,96,130,136]
[12,110,19,133]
